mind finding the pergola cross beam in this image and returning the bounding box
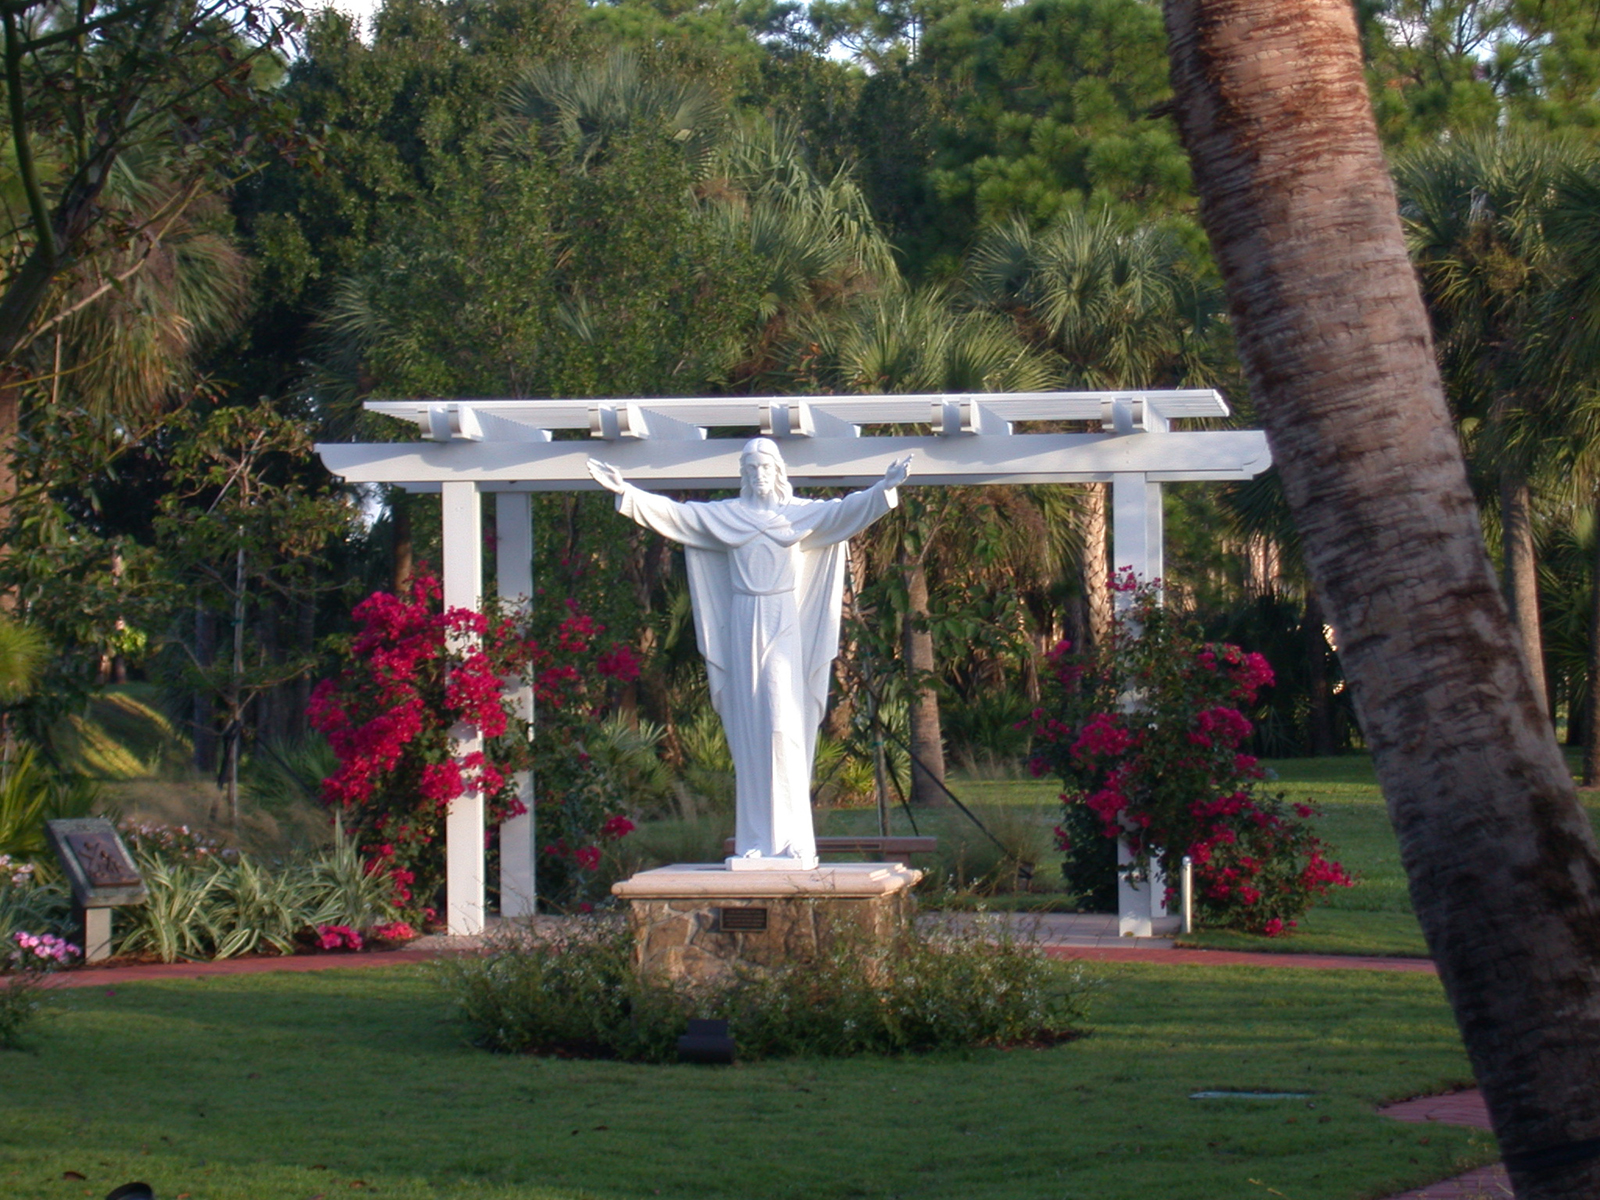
[315,390,1273,938]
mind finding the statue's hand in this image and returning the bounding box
[883,454,913,490]
[587,458,627,494]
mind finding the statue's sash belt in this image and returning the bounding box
[730,583,793,597]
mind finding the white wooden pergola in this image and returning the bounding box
[316,390,1272,937]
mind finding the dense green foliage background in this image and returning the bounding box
[4,0,1600,871]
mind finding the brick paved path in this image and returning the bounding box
[30,941,1438,990]
[1046,945,1440,971]
[38,948,437,990]
[1378,1092,1508,1199]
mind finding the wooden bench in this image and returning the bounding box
[722,836,938,866]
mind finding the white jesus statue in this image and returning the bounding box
[588,439,911,871]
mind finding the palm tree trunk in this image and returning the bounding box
[1584,491,1600,787]
[900,549,946,806]
[1166,3,1600,1197]
[1501,471,1550,718]
[1081,482,1111,650]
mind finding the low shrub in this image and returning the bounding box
[943,690,1035,775]
[0,743,99,864]
[672,707,736,818]
[119,821,236,866]
[724,918,1089,1058]
[0,970,50,1049]
[436,918,1093,1062]
[211,854,324,959]
[304,827,402,932]
[587,715,676,819]
[438,922,686,1060]
[810,734,879,808]
[117,854,222,962]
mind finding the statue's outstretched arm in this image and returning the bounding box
[593,460,726,550]
[882,455,913,491]
[587,458,627,494]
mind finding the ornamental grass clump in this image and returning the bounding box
[0,852,70,944]
[1030,577,1353,935]
[436,918,1091,1062]
[114,825,405,962]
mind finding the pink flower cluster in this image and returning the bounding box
[1188,706,1252,749]
[540,814,635,876]
[118,822,235,866]
[316,924,364,951]
[596,644,642,683]
[1301,851,1354,891]
[0,854,34,888]
[1108,566,1143,594]
[10,930,79,969]
[1072,713,1136,763]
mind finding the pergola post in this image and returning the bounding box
[1111,472,1164,601]
[495,492,537,919]
[1111,468,1176,938]
[441,480,485,935]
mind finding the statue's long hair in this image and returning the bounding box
[739,437,793,504]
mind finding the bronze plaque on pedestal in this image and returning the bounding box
[717,907,768,932]
[45,819,147,908]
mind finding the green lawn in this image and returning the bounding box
[0,962,1493,1200]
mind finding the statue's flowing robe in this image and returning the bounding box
[615,481,898,862]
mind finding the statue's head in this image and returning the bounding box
[739,437,792,504]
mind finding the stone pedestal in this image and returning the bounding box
[611,862,922,985]
[79,906,113,963]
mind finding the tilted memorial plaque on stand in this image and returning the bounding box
[45,818,148,963]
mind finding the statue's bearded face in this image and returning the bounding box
[742,455,779,499]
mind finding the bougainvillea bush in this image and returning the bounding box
[1030,577,1351,934]
[309,571,641,920]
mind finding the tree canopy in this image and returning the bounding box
[0,0,1598,862]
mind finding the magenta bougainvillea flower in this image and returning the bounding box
[310,570,641,921]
